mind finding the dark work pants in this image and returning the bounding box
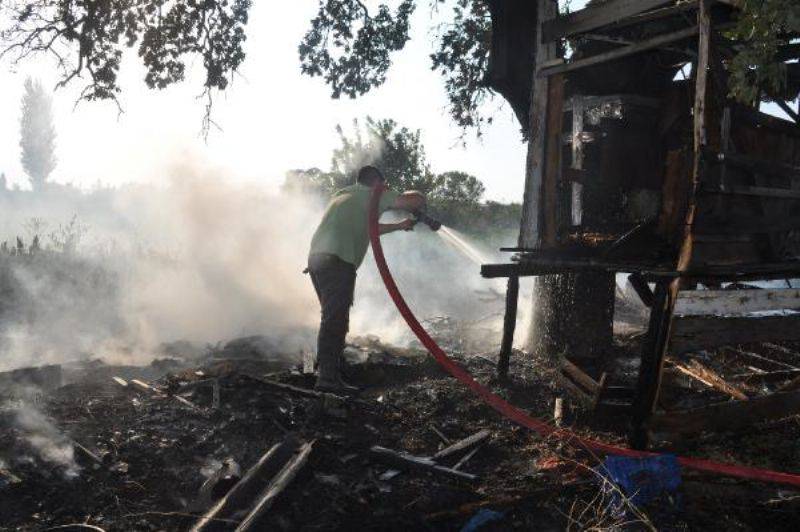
[308,253,356,382]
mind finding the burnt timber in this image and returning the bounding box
[483,0,800,448]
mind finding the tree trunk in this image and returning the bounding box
[527,271,615,364]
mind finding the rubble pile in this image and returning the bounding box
[1,333,800,530]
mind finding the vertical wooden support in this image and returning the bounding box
[498,275,520,380]
[630,0,712,449]
[630,279,676,449]
[519,0,560,249]
[543,74,565,247]
[570,97,585,227]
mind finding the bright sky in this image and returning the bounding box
[0,2,538,202]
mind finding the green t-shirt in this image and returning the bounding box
[309,184,400,268]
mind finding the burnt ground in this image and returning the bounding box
[2,330,800,531]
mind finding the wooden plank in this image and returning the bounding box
[628,273,655,307]
[570,96,585,226]
[497,275,519,380]
[433,430,491,461]
[694,214,800,235]
[702,185,800,200]
[541,0,673,42]
[675,288,800,316]
[539,26,699,78]
[739,368,800,384]
[369,446,477,482]
[725,347,800,371]
[630,280,679,449]
[249,376,347,402]
[192,439,301,532]
[669,358,749,400]
[542,74,564,246]
[671,315,800,353]
[481,260,677,279]
[648,389,800,436]
[708,150,800,179]
[519,0,559,249]
[234,442,314,532]
[562,359,599,393]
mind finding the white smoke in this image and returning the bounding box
[10,402,80,478]
[0,156,521,371]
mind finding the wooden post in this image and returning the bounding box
[630,0,712,449]
[630,279,676,449]
[518,0,559,249]
[497,274,519,380]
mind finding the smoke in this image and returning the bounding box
[9,402,80,478]
[0,156,521,371]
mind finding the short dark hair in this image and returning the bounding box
[357,165,384,186]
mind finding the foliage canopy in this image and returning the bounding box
[0,0,252,132]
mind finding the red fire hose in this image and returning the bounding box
[368,183,800,488]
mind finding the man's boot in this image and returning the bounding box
[314,349,359,395]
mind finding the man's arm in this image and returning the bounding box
[379,219,416,234]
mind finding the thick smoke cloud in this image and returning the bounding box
[0,158,521,372]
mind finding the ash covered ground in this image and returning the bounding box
[3,321,800,532]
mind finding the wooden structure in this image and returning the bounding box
[482,0,800,448]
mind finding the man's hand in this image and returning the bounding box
[397,218,416,231]
[379,218,417,235]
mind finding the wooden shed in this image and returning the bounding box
[482,0,800,448]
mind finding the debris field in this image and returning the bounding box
[3,330,800,531]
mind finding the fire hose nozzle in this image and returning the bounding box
[413,210,442,232]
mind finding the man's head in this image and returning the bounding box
[357,165,384,187]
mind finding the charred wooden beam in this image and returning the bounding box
[234,442,314,532]
[246,375,347,403]
[661,262,800,282]
[433,430,491,461]
[628,273,655,307]
[672,315,800,353]
[562,359,600,394]
[130,378,200,410]
[725,347,800,371]
[541,0,674,43]
[707,150,800,179]
[631,280,678,449]
[369,446,477,482]
[694,214,800,236]
[497,275,519,380]
[191,438,301,532]
[739,368,800,384]
[481,260,676,279]
[539,26,699,77]
[649,389,800,436]
[519,0,560,248]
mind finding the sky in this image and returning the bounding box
[0,2,536,202]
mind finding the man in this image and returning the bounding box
[308,165,425,393]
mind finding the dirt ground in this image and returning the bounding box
[2,331,800,531]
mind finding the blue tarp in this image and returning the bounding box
[599,454,682,506]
